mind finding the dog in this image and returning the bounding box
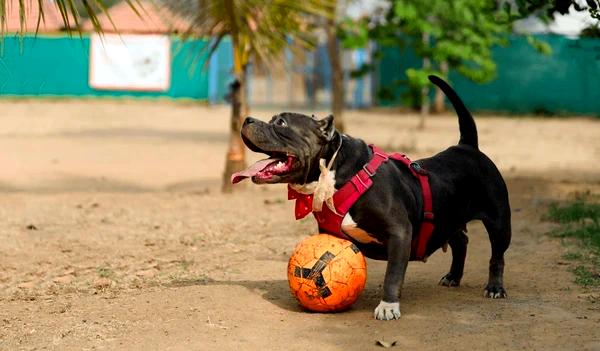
[232,75,511,320]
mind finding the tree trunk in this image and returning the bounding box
[433,61,448,114]
[325,18,345,132]
[418,32,431,130]
[222,0,247,193]
[222,68,248,193]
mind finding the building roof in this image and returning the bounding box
[82,1,191,34]
[2,0,69,33]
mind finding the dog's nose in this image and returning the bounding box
[243,117,256,127]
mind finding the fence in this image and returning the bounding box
[2,34,599,116]
[0,35,369,109]
[245,43,374,110]
[377,34,600,116]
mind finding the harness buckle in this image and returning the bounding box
[423,211,435,221]
[362,164,376,177]
[356,172,369,189]
[372,150,389,161]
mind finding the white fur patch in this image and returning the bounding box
[342,213,357,226]
[374,300,401,320]
[290,181,318,194]
[290,171,335,195]
[342,213,383,245]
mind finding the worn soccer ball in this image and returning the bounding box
[287,233,367,312]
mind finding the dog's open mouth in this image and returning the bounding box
[231,153,296,184]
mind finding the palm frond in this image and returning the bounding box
[159,0,334,69]
[0,0,143,36]
[18,0,24,34]
[85,0,111,33]
[35,0,46,35]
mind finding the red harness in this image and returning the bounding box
[288,145,434,261]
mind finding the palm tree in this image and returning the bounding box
[162,1,334,192]
[0,0,334,193]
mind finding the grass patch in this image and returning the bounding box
[96,266,115,279]
[572,265,599,287]
[546,200,600,287]
[547,201,600,225]
[179,258,195,271]
[562,252,583,261]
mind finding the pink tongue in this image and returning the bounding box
[231,158,276,184]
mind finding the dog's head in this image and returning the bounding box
[231,112,336,185]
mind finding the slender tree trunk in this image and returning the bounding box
[221,68,248,193]
[325,17,345,132]
[418,32,430,130]
[309,50,318,109]
[221,0,247,193]
[433,61,448,114]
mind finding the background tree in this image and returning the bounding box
[388,0,514,128]
[339,0,575,128]
[325,0,345,132]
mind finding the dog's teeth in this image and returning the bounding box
[272,161,284,170]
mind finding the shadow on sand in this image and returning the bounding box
[164,275,473,314]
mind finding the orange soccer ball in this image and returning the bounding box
[287,234,367,312]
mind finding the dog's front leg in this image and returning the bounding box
[374,223,412,320]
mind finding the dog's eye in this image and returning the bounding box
[275,118,287,127]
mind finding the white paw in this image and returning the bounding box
[373,300,401,320]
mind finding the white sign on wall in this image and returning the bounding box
[89,34,171,92]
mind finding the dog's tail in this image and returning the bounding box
[428,75,478,149]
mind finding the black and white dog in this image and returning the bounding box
[232,76,511,320]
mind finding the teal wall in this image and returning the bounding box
[378,35,600,116]
[0,35,212,100]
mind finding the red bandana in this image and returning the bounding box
[288,187,314,220]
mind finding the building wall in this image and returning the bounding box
[0,35,218,100]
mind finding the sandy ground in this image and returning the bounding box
[0,100,599,350]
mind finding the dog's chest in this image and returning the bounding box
[341,214,384,245]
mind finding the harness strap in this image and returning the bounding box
[331,147,389,215]
[388,153,434,259]
[289,144,435,261]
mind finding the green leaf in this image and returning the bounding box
[527,35,553,55]
[394,2,417,20]
[338,18,369,49]
[406,67,443,88]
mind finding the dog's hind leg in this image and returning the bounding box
[439,228,469,287]
[482,212,511,298]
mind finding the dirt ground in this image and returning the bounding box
[0,100,599,351]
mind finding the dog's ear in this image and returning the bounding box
[318,114,335,140]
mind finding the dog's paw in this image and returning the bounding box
[439,273,460,287]
[484,284,507,299]
[373,300,401,320]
